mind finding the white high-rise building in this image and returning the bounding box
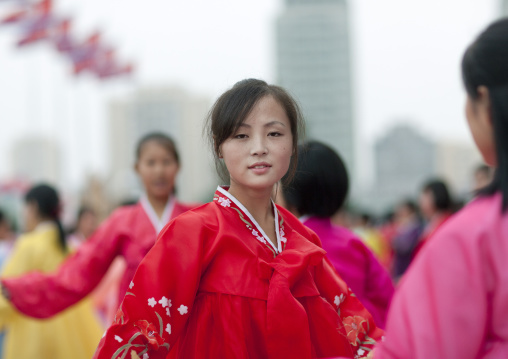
[108,87,216,203]
[435,140,482,198]
[276,0,354,178]
[10,136,62,186]
[502,0,508,16]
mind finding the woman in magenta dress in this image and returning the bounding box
[0,132,198,319]
[375,18,508,358]
[279,140,394,329]
[93,79,382,358]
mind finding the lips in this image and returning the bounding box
[248,162,271,169]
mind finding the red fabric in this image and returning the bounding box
[2,201,196,319]
[93,189,382,359]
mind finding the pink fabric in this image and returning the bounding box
[2,201,197,319]
[375,193,508,358]
[303,217,394,329]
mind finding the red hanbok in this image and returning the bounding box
[2,196,197,319]
[93,187,382,359]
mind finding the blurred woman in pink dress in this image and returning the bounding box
[375,18,508,358]
[280,140,394,329]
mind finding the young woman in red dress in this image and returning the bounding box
[93,79,382,359]
[0,133,198,319]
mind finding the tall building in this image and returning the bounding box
[502,0,508,16]
[108,87,216,203]
[276,0,354,179]
[435,140,482,198]
[10,136,62,186]
[363,124,436,213]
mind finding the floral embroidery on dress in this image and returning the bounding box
[115,335,123,342]
[279,228,287,243]
[342,315,377,357]
[114,307,125,325]
[334,294,345,307]
[158,296,169,308]
[177,304,188,315]
[217,197,231,207]
[129,281,134,289]
[143,353,149,359]
[148,297,157,307]
[134,320,165,350]
[165,323,171,335]
[166,307,171,317]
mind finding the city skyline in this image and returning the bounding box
[0,0,500,194]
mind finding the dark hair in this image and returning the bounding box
[282,141,348,217]
[135,132,180,166]
[66,206,95,236]
[0,209,5,224]
[462,18,508,211]
[25,184,67,252]
[421,179,452,212]
[205,78,305,184]
[399,199,418,214]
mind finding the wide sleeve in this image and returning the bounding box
[93,214,214,359]
[374,225,489,359]
[1,210,129,319]
[307,229,384,356]
[359,240,394,329]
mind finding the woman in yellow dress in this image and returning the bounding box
[0,183,103,359]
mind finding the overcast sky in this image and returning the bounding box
[0,0,501,189]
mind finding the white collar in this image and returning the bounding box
[217,186,282,253]
[140,195,176,234]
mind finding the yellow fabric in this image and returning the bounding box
[0,224,103,359]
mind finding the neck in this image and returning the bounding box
[146,194,170,219]
[228,185,274,224]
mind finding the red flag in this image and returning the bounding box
[51,18,75,52]
[0,9,29,25]
[67,31,102,74]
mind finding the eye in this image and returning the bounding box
[234,134,248,139]
[268,132,282,137]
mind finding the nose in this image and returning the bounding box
[250,135,268,156]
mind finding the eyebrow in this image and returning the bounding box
[238,121,287,128]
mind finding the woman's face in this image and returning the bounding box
[465,93,496,166]
[419,190,435,220]
[135,141,180,201]
[220,95,293,195]
[23,201,39,232]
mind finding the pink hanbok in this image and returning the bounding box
[375,193,508,358]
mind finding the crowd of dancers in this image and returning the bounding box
[0,17,507,359]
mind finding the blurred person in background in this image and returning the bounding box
[67,205,123,327]
[412,179,453,257]
[280,140,394,329]
[0,132,199,322]
[473,163,494,192]
[390,200,423,281]
[67,206,98,250]
[353,213,391,266]
[0,184,102,359]
[375,18,508,358]
[0,210,14,359]
[0,210,14,271]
